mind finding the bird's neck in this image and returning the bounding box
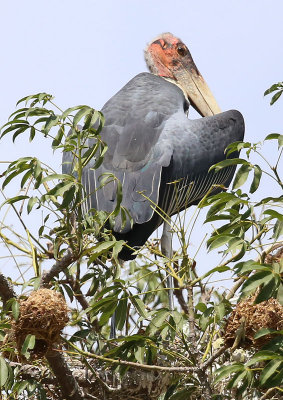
[162,76,189,101]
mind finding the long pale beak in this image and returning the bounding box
[173,67,221,117]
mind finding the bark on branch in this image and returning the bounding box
[40,249,77,288]
[46,350,84,400]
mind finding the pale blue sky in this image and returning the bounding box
[0,1,282,285]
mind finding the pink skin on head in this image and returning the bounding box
[145,33,221,116]
[144,33,198,79]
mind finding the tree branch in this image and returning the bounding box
[63,271,100,332]
[67,341,199,373]
[173,277,189,315]
[40,249,77,287]
[46,349,83,400]
[200,345,228,369]
[259,387,278,400]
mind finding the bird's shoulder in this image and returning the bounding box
[99,73,186,170]
[102,72,187,121]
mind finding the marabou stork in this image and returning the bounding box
[63,32,244,318]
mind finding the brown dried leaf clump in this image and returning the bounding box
[14,288,69,360]
[225,296,283,348]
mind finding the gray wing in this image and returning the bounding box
[157,110,245,217]
[80,73,189,232]
[63,72,244,234]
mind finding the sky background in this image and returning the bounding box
[0,1,282,289]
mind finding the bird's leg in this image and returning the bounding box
[110,257,124,339]
[110,311,116,339]
[161,220,174,310]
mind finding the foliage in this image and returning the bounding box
[0,86,281,400]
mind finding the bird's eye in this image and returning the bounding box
[177,46,187,56]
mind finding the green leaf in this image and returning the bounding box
[270,90,283,105]
[242,270,273,294]
[1,195,29,209]
[29,126,36,142]
[2,168,28,189]
[112,240,124,260]
[13,380,29,395]
[44,182,74,199]
[61,184,77,208]
[113,178,123,217]
[214,364,244,383]
[134,346,145,364]
[27,197,38,214]
[99,301,117,326]
[148,309,170,335]
[73,106,92,127]
[20,169,32,188]
[232,164,251,189]
[273,220,283,240]
[91,297,116,312]
[210,158,249,172]
[227,370,248,389]
[250,165,262,193]
[246,351,281,366]
[115,296,128,331]
[21,334,36,357]
[263,209,283,221]
[83,109,101,130]
[255,277,280,303]
[0,356,9,387]
[131,295,148,319]
[195,302,207,312]
[12,126,30,140]
[264,83,283,96]
[215,302,226,320]
[259,359,283,386]
[236,261,270,273]
[254,328,281,339]
[264,133,283,144]
[87,241,116,263]
[61,105,85,120]
[41,173,75,183]
[225,141,252,156]
[201,265,230,280]
[52,126,65,147]
[43,115,60,136]
[207,234,235,251]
